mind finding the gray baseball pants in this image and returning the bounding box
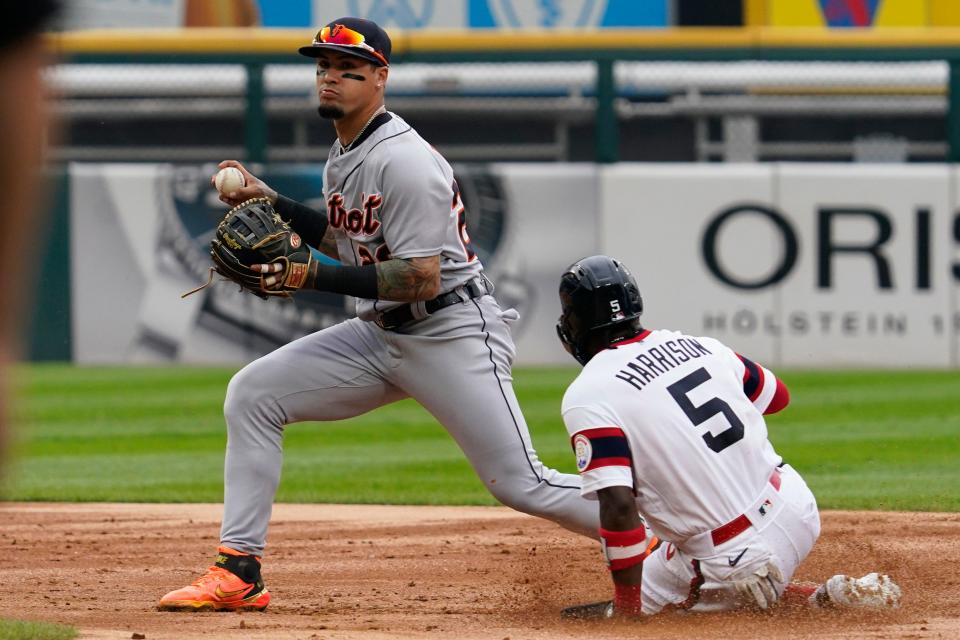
[219,294,599,555]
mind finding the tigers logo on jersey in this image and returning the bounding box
[573,433,592,472]
[327,192,383,238]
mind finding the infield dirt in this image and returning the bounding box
[2,503,958,639]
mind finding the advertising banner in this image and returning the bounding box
[601,164,959,367]
[307,1,667,29]
[60,0,186,28]
[68,162,958,367]
[58,0,667,29]
[68,163,598,366]
[70,163,334,365]
[767,0,928,27]
[59,0,261,28]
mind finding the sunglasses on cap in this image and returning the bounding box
[315,24,389,67]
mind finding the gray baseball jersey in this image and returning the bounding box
[323,112,482,321]
[217,111,600,557]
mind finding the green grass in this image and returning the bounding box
[3,365,958,511]
[0,619,76,640]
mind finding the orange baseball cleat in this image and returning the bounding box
[158,546,270,611]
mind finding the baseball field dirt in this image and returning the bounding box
[2,503,958,640]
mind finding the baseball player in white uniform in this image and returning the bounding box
[158,17,599,612]
[554,255,901,618]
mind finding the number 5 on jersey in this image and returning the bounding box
[667,367,745,453]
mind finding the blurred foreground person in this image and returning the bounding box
[0,0,59,471]
[554,255,902,619]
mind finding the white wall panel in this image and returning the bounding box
[601,164,779,363]
[775,164,952,367]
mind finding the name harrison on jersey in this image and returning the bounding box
[614,337,712,391]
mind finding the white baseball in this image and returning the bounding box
[215,167,245,195]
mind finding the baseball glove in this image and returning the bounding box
[182,197,313,300]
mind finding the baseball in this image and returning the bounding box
[215,167,245,195]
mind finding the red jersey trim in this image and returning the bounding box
[609,329,652,350]
[765,379,790,414]
[571,426,626,441]
[583,456,632,472]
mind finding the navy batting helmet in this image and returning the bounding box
[556,255,643,365]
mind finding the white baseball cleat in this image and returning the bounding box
[810,572,902,609]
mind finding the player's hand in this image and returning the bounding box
[212,160,278,208]
[733,560,784,610]
[250,259,313,292]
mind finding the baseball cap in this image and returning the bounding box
[298,17,391,67]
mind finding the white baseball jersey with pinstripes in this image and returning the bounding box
[562,328,785,544]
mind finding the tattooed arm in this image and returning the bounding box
[313,226,340,262]
[376,256,441,302]
[305,255,440,302]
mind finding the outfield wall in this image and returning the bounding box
[57,163,959,367]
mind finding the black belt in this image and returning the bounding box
[375,275,490,330]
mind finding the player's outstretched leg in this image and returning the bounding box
[158,546,270,612]
[808,573,902,609]
[396,298,601,539]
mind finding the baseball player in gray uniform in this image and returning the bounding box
[158,17,598,612]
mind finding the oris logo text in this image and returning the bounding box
[701,203,960,290]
